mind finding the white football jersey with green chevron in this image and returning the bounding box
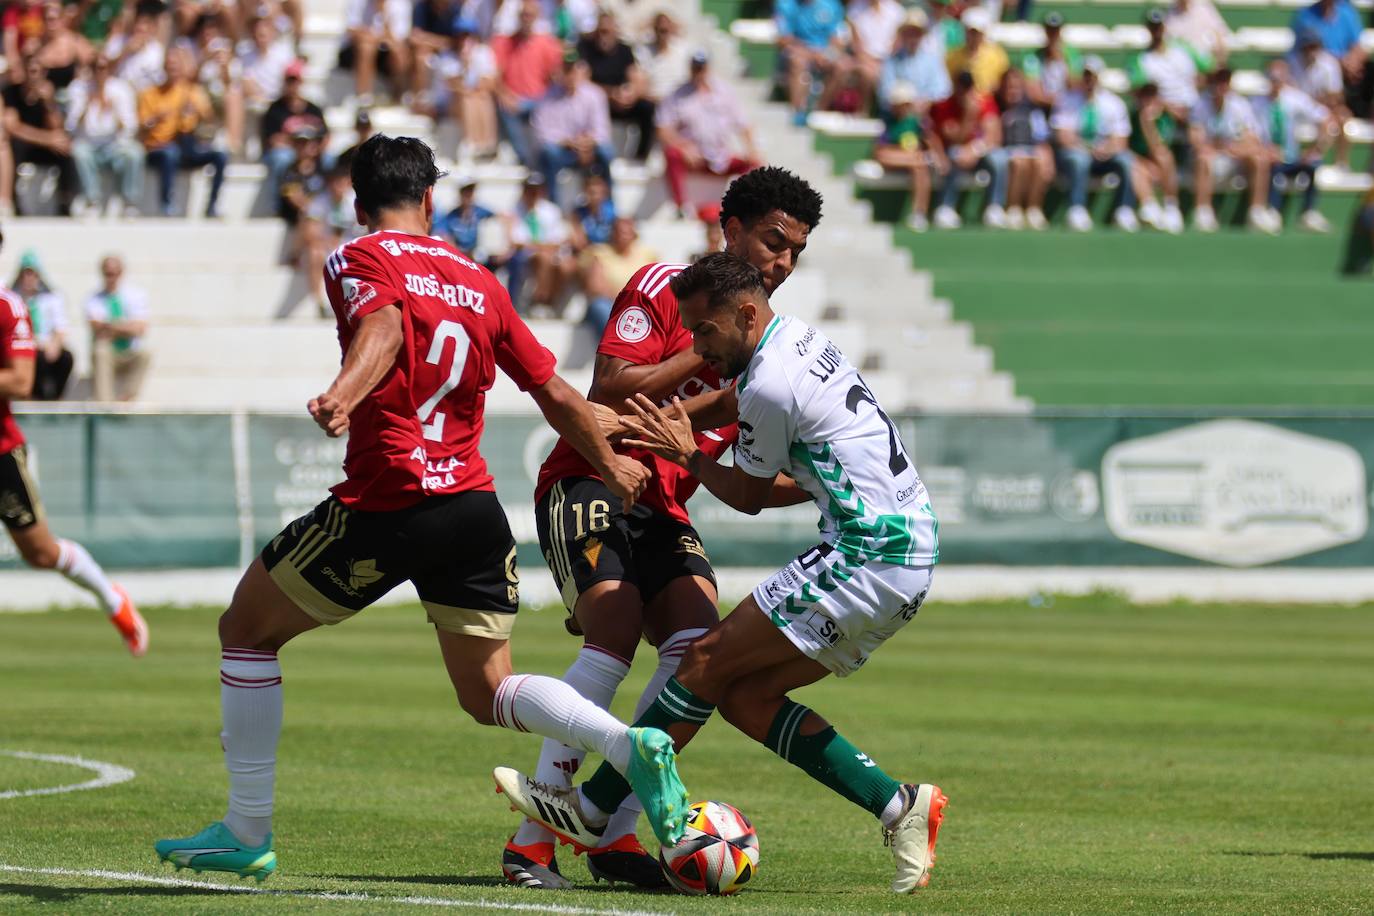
[733,314,939,566]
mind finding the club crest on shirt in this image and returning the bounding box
[615,306,652,343]
[341,277,377,320]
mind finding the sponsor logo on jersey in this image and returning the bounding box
[403,273,486,314]
[378,237,478,269]
[348,558,383,590]
[794,328,817,356]
[615,306,652,343]
[802,610,843,647]
[341,277,377,321]
[582,536,603,571]
[677,534,707,560]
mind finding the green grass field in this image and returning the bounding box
[3,598,1373,913]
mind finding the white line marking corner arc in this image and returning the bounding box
[0,750,136,799]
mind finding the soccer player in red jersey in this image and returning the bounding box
[500,167,824,889]
[155,136,693,880]
[0,228,147,655]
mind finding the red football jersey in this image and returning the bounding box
[324,231,556,511]
[0,287,35,455]
[535,262,737,526]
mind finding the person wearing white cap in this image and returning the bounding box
[1050,55,1140,232]
[874,81,945,231]
[878,9,951,112]
[945,6,1008,94]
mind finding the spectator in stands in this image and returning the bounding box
[691,203,725,260]
[338,108,373,166]
[775,0,850,124]
[138,46,229,217]
[1052,55,1139,232]
[260,60,325,201]
[1165,0,1228,68]
[85,255,150,402]
[531,55,615,206]
[1189,67,1276,233]
[341,0,411,105]
[598,0,672,43]
[570,172,616,250]
[4,55,77,216]
[877,10,949,114]
[104,8,166,94]
[426,19,498,160]
[930,69,1009,229]
[1290,0,1365,90]
[409,0,459,102]
[1021,12,1081,109]
[636,13,691,106]
[277,121,326,223]
[1291,30,1350,168]
[577,11,656,160]
[946,8,1007,95]
[1256,58,1333,232]
[239,15,294,112]
[0,97,13,217]
[294,161,356,315]
[30,1,93,94]
[874,81,942,232]
[656,51,759,215]
[488,0,598,40]
[190,12,245,157]
[501,174,575,313]
[1130,8,1201,119]
[846,0,904,115]
[436,174,494,256]
[579,215,654,330]
[1129,81,1185,233]
[491,0,563,166]
[67,55,143,216]
[13,251,71,400]
[305,160,361,247]
[998,68,1051,230]
[77,0,124,44]
[3,0,45,69]
[922,0,964,60]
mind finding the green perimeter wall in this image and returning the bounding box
[3,410,1371,573]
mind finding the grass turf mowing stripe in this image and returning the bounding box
[0,751,135,800]
[0,865,669,915]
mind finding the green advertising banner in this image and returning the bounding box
[5,409,1372,571]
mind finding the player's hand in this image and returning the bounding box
[620,394,696,467]
[308,393,350,438]
[590,401,631,442]
[603,454,650,511]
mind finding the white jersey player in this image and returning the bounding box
[494,252,947,895]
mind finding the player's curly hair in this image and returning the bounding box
[718,166,823,231]
[351,135,447,218]
[670,252,767,310]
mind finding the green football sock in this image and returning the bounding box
[765,699,901,818]
[582,677,715,815]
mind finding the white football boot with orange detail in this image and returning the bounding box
[885,783,948,892]
[109,585,148,656]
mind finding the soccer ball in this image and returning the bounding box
[658,800,760,895]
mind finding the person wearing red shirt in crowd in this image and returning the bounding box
[154,135,702,881]
[491,0,563,166]
[499,166,822,890]
[0,228,146,655]
[929,69,1010,229]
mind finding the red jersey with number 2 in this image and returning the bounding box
[535,262,737,526]
[0,288,36,454]
[323,231,556,512]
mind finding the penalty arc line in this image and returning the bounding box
[0,750,136,799]
[0,865,669,915]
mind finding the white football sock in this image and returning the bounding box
[56,539,122,615]
[598,628,708,845]
[494,673,632,778]
[880,787,908,829]
[220,648,283,848]
[512,646,629,848]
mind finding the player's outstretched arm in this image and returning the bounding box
[0,354,35,398]
[529,374,650,510]
[308,305,404,438]
[620,394,774,515]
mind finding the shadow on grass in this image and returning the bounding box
[1224,851,1374,862]
[1,883,241,903]
[310,873,674,894]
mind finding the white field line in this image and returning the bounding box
[0,750,135,800]
[0,864,670,915]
